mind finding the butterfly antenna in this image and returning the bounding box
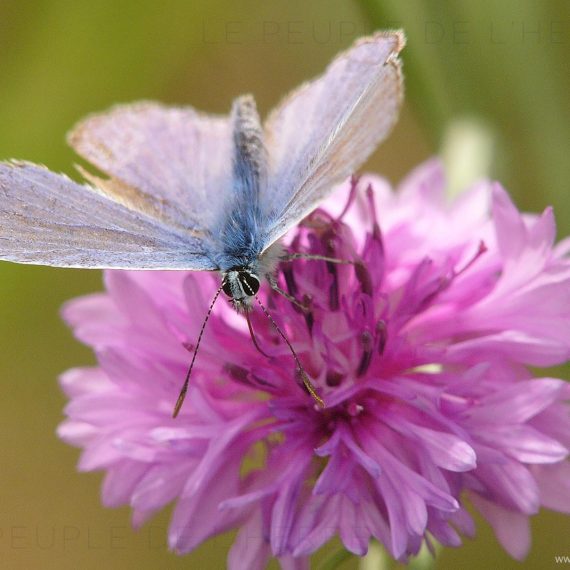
[254,295,325,408]
[172,283,224,418]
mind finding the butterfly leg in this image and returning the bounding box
[266,273,309,312]
[282,253,371,300]
[282,252,357,266]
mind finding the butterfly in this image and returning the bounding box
[0,31,405,415]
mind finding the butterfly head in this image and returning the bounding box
[221,267,261,310]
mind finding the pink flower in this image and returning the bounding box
[58,160,570,567]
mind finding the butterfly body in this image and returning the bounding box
[206,95,271,309]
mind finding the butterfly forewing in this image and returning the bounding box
[260,31,405,249]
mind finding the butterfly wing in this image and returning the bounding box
[67,102,233,233]
[261,31,405,248]
[0,161,216,269]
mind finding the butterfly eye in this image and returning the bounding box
[239,272,260,296]
[222,280,234,298]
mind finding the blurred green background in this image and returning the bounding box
[0,1,568,568]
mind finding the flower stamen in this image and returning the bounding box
[357,330,374,377]
[376,320,388,355]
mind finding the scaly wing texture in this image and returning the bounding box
[67,102,233,232]
[262,31,405,247]
[0,161,216,269]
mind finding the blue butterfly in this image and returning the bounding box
[0,31,405,414]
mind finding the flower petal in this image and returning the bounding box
[228,510,271,570]
[467,379,565,424]
[471,493,531,560]
[477,425,567,464]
